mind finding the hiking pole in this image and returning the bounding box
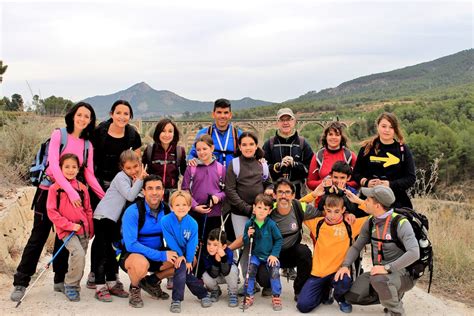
[194,214,208,277]
[242,221,255,313]
[16,231,76,308]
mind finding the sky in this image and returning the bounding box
[0,0,472,105]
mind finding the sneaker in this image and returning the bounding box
[241,295,254,310]
[339,301,353,313]
[95,286,113,302]
[228,293,239,307]
[209,287,221,302]
[170,300,181,313]
[201,294,212,308]
[64,285,80,302]
[53,282,64,293]
[129,286,144,308]
[272,295,282,311]
[261,287,272,297]
[10,286,26,302]
[108,280,129,298]
[166,277,174,290]
[322,289,334,305]
[139,278,169,300]
[86,272,96,289]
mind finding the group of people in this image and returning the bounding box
[10,97,419,316]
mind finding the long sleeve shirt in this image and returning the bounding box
[161,212,199,263]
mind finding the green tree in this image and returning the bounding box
[0,60,7,83]
[42,96,74,115]
[7,94,24,111]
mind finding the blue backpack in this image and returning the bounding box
[29,128,90,187]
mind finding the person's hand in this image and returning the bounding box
[139,163,148,180]
[322,176,332,188]
[72,199,82,208]
[334,266,351,281]
[368,179,379,188]
[264,188,274,196]
[195,205,211,214]
[72,223,81,232]
[371,265,388,275]
[343,213,356,225]
[211,195,219,205]
[267,255,279,267]
[217,243,226,258]
[281,156,294,167]
[344,189,363,205]
[185,262,193,273]
[248,226,255,238]
[166,251,178,263]
[312,183,325,198]
[174,256,186,269]
[379,180,390,187]
[259,157,268,164]
[188,158,198,167]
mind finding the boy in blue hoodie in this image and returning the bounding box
[161,190,212,313]
[242,194,283,311]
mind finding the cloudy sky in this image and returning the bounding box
[1,0,472,105]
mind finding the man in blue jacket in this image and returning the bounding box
[120,175,179,308]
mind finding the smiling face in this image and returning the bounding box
[331,171,350,189]
[196,141,214,163]
[73,106,92,134]
[239,136,257,158]
[326,129,342,150]
[159,123,175,146]
[61,158,79,180]
[110,104,131,129]
[171,195,191,220]
[377,118,395,144]
[277,115,296,136]
[212,107,232,130]
[122,159,141,179]
[275,183,295,209]
[142,179,164,209]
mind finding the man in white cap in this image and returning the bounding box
[334,185,419,316]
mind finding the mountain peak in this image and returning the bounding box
[127,82,153,93]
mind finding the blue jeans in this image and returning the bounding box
[297,273,352,313]
[172,262,208,301]
[246,255,281,296]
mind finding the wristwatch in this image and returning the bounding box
[384,264,392,273]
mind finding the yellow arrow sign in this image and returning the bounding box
[370,152,400,168]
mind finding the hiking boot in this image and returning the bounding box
[339,301,353,313]
[10,286,26,302]
[272,295,282,311]
[261,287,272,297]
[170,300,181,313]
[201,294,212,308]
[95,286,113,302]
[53,282,65,293]
[129,286,144,308]
[64,285,80,302]
[139,278,169,300]
[228,293,239,307]
[209,287,222,302]
[240,295,254,310]
[166,277,174,290]
[86,272,96,289]
[108,280,129,298]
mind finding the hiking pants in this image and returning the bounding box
[64,234,89,288]
[247,255,281,296]
[172,261,208,301]
[202,265,239,294]
[92,218,119,284]
[297,273,352,313]
[256,243,312,295]
[13,188,69,287]
[345,270,415,315]
[231,213,250,279]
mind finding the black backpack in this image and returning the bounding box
[369,207,434,292]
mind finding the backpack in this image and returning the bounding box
[315,147,353,173]
[369,207,433,292]
[188,162,225,193]
[231,157,269,181]
[145,144,185,177]
[30,127,90,187]
[207,124,239,156]
[268,135,305,152]
[313,218,353,247]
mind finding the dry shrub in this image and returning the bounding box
[413,198,474,306]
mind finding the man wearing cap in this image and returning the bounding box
[262,108,313,199]
[335,185,419,316]
[188,98,242,168]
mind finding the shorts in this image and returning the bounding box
[119,251,164,273]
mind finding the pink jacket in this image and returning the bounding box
[47,179,94,240]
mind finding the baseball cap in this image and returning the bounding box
[277,108,295,120]
[361,185,396,208]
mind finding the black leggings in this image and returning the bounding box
[92,218,120,284]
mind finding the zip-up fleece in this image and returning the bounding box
[243,216,283,261]
[161,212,199,263]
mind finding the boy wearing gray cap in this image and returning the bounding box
[334,185,420,316]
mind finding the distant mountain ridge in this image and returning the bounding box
[82,82,273,119]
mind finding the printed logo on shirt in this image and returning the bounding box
[333,226,346,238]
[183,229,191,240]
[290,222,298,231]
[385,233,392,240]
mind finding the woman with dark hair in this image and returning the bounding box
[224,131,273,288]
[142,118,186,202]
[307,122,358,191]
[11,102,105,302]
[352,112,416,208]
[87,100,141,294]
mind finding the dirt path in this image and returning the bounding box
[0,258,470,316]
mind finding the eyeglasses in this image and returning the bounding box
[278,117,294,123]
[276,190,292,196]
